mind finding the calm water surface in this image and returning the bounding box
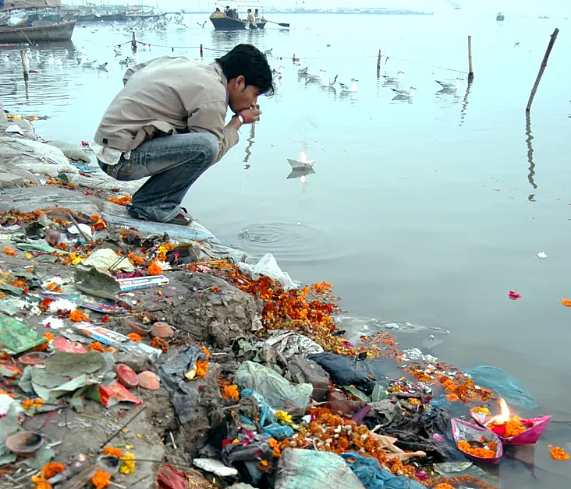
[1,13,571,487]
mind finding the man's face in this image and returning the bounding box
[227,76,259,113]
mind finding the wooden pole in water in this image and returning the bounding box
[200,44,203,57]
[377,49,381,74]
[467,36,474,82]
[19,50,29,82]
[131,31,137,52]
[526,28,559,113]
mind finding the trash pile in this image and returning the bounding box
[0,114,564,489]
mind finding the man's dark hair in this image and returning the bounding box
[217,44,274,96]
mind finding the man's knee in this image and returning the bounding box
[197,133,219,165]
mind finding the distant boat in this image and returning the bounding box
[0,0,76,43]
[496,12,505,21]
[209,13,266,30]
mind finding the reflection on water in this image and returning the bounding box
[460,79,473,126]
[525,113,537,203]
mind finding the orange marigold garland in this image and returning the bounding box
[127,333,142,342]
[102,446,123,459]
[221,385,240,402]
[69,310,88,322]
[457,440,496,459]
[195,360,208,378]
[549,445,570,461]
[41,462,65,480]
[91,469,111,489]
[148,261,162,276]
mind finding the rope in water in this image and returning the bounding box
[113,38,467,74]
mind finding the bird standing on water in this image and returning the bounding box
[340,78,358,93]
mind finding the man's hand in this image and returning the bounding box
[239,108,262,124]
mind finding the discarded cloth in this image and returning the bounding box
[288,356,330,401]
[464,365,537,409]
[342,453,426,489]
[235,361,312,416]
[158,346,207,423]
[309,353,390,395]
[275,449,366,489]
[262,331,323,360]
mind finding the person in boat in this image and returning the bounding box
[247,8,255,25]
[223,6,229,15]
[254,8,260,21]
[211,7,225,18]
[93,44,273,225]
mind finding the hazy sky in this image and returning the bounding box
[87,0,571,16]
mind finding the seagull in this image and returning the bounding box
[54,56,62,65]
[1,54,10,64]
[97,62,108,70]
[322,74,338,87]
[297,67,308,76]
[48,53,54,64]
[114,47,122,56]
[383,71,404,83]
[392,86,416,98]
[37,60,46,68]
[514,41,520,47]
[435,78,460,91]
[264,48,273,56]
[340,78,359,92]
[119,56,134,66]
[197,21,206,28]
[305,69,325,83]
[82,59,98,68]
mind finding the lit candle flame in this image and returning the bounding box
[487,398,511,425]
[300,175,306,184]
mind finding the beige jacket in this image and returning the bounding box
[93,57,238,162]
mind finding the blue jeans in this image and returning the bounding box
[98,133,218,222]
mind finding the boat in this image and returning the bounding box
[0,0,75,43]
[496,12,505,21]
[210,13,266,30]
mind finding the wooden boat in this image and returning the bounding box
[210,14,266,30]
[496,12,505,21]
[0,0,75,43]
[0,19,75,43]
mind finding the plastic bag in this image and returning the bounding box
[464,365,537,409]
[275,449,365,489]
[288,356,330,401]
[239,254,298,290]
[263,331,323,360]
[342,453,426,489]
[235,362,312,415]
[310,353,389,395]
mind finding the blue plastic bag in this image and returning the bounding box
[341,453,425,489]
[464,365,537,409]
[240,389,294,440]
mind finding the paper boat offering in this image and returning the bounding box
[288,151,315,171]
[452,418,503,465]
[470,399,551,446]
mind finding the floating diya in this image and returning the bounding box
[471,398,551,446]
[451,418,503,465]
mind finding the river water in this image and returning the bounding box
[1,12,571,486]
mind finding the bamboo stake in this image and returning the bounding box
[526,28,559,112]
[467,36,473,82]
[20,50,29,82]
[377,49,381,73]
[131,31,137,52]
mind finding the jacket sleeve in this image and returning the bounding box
[186,101,239,162]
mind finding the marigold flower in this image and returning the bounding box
[195,360,209,378]
[472,406,490,414]
[561,299,571,307]
[119,452,136,474]
[41,462,65,480]
[69,310,88,322]
[3,246,16,256]
[91,469,111,489]
[446,393,460,403]
[127,333,142,342]
[549,446,570,460]
[150,337,168,352]
[200,345,211,358]
[221,385,239,402]
[275,411,292,424]
[31,477,51,489]
[102,446,123,459]
[22,398,44,410]
[87,341,105,352]
[457,440,496,458]
[106,195,132,206]
[434,484,455,489]
[148,261,162,276]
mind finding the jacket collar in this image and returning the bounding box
[211,61,229,104]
